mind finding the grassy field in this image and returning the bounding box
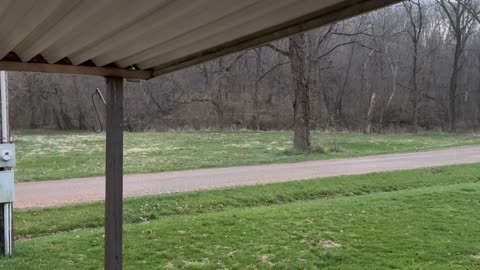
[14,130,480,182]
[3,164,480,269]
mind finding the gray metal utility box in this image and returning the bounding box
[0,143,14,168]
[0,144,15,203]
[0,170,14,203]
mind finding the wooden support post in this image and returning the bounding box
[105,77,124,270]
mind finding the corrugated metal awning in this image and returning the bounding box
[0,0,400,79]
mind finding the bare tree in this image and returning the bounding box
[267,33,312,151]
[289,33,312,150]
[362,50,377,134]
[437,0,476,131]
[404,0,424,131]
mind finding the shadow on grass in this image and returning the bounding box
[283,143,344,156]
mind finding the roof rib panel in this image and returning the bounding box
[117,0,301,69]
[42,0,169,64]
[0,0,63,60]
[69,0,212,65]
[13,0,80,59]
[0,0,13,18]
[139,0,335,69]
[92,0,261,67]
[16,0,111,62]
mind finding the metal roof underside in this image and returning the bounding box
[0,0,401,80]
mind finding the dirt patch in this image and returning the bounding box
[320,240,342,248]
[470,254,480,260]
[259,255,270,263]
[258,254,275,266]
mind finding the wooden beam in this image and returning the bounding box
[0,61,151,80]
[105,77,124,270]
[152,0,401,77]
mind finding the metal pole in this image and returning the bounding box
[2,203,12,255]
[105,77,123,270]
[1,71,7,143]
[0,70,12,256]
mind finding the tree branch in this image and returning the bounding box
[265,44,290,57]
[256,61,290,84]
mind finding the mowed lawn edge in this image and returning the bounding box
[14,130,480,182]
[14,163,480,238]
[3,177,480,269]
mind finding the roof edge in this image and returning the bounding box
[0,61,152,80]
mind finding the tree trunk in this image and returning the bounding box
[77,105,88,130]
[365,90,376,134]
[335,44,356,125]
[382,63,398,129]
[403,0,423,132]
[213,59,226,131]
[253,49,263,130]
[411,44,419,132]
[476,55,480,131]
[289,33,311,151]
[448,39,461,132]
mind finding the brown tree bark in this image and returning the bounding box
[404,0,423,132]
[213,59,226,131]
[437,0,476,132]
[365,90,376,134]
[448,40,461,132]
[253,48,263,130]
[289,33,311,151]
[335,43,355,125]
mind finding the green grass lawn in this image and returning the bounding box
[3,164,480,269]
[13,130,480,182]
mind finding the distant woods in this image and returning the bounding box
[9,1,480,145]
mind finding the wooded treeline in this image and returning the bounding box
[8,1,480,139]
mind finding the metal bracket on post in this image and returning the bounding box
[92,88,106,134]
[0,70,13,256]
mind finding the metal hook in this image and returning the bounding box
[91,88,106,134]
